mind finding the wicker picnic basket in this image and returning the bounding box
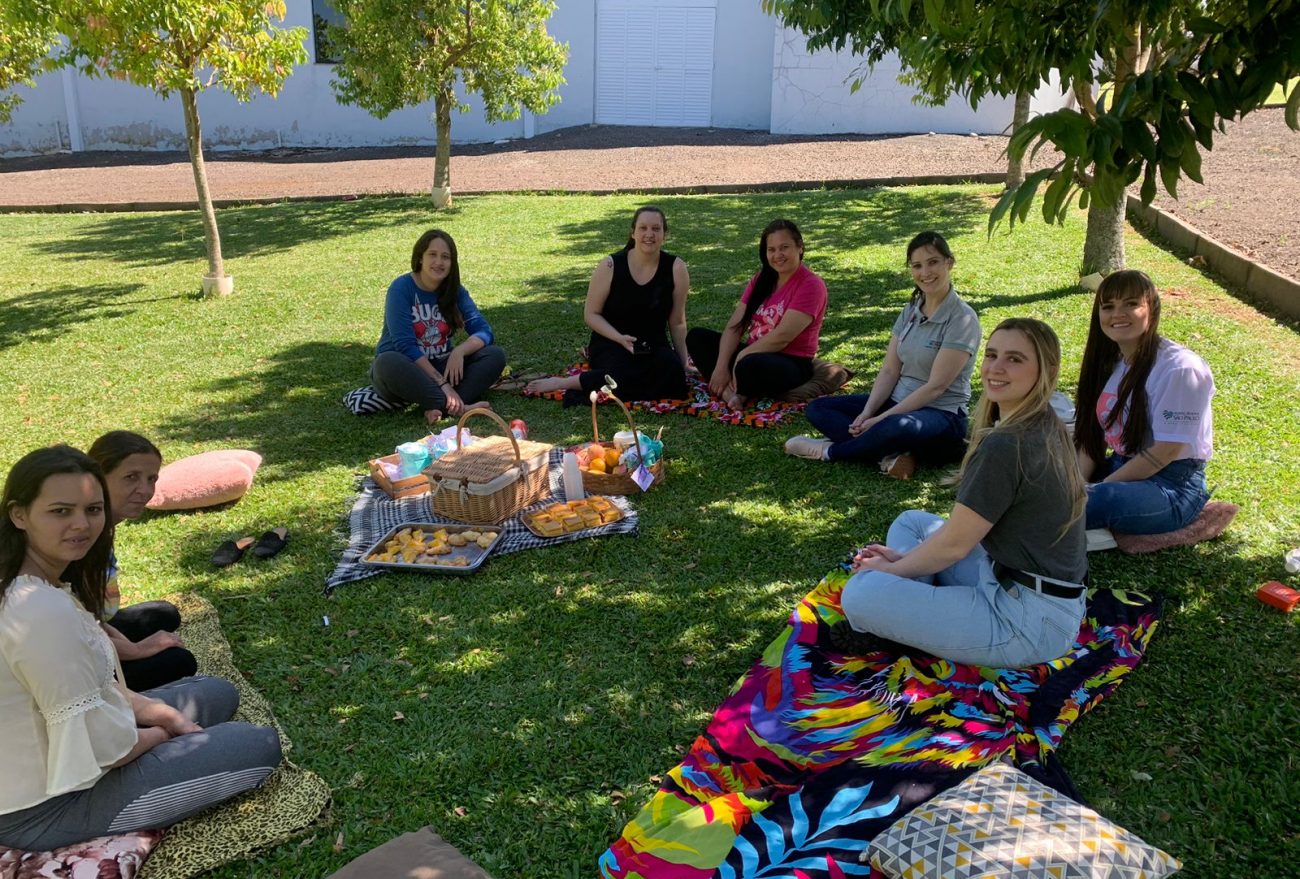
[575,390,665,495]
[423,409,553,524]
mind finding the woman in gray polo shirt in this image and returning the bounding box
[785,231,980,479]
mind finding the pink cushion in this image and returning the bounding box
[146,450,262,511]
[1114,501,1239,554]
[0,829,163,879]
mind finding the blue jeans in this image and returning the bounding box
[805,394,967,466]
[840,511,1085,668]
[1086,456,1209,534]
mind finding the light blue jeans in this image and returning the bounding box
[1085,456,1209,534]
[840,510,1086,668]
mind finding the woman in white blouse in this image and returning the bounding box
[0,446,281,850]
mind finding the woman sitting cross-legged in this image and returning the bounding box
[0,445,282,850]
[785,230,980,479]
[833,318,1088,668]
[524,205,690,405]
[370,229,507,425]
[87,430,197,693]
[686,218,827,409]
[1074,269,1215,535]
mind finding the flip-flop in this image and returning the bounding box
[212,536,255,568]
[251,527,290,559]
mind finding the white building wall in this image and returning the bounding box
[0,5,1069,155]
[710,1,774,130]
[770,25,1071,136]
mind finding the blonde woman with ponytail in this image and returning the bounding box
[834,318,1088,668]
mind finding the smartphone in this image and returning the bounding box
[632,339,652,355]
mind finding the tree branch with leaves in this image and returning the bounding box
[5,0,307,294]
[765,0,1300,277]
[327,0,568,208]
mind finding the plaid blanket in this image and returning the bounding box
[326,448,638,593]
[599,568,1163,878]
[520,362,809,429]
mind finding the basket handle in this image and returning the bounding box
[591,383,650,470]
[453,408,522,464]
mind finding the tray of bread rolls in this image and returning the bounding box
[521,496,624,538]
[361,522,502,574]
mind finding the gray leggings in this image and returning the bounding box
[0,676,282,850]
[370,345,507,412]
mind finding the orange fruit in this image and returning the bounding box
[588,457,607,474]
[587,443,606,460]
[604,448,621,468]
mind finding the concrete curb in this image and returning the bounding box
[0,172,1007,215]
[1126,195,1300,321]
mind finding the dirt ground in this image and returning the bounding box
[1,108,1296,280]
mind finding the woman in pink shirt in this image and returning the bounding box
[686,219,828,408]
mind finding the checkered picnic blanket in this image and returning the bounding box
[325,448,638,592]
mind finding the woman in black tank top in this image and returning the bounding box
[526,206,690,404]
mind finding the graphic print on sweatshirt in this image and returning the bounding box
[412,302,453,358]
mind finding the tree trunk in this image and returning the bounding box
[432,88,452,208]
[180,86,226,288]
[1006,89,1032,189]
[1081,186,1126,277]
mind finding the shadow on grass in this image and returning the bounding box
[25,197,434,268]
[0,282,179,351]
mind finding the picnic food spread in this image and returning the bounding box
[365,525,500,568]
[524,497,623,537]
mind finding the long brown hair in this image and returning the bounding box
[957,318,1085,540]
[1,445,113,618]
[409,229,464,330]
[1074,270,1163,465]
[736,219,804,332]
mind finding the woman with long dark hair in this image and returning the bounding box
[785,231,980,479]
[0,446,281,850]
[686,219,827,408]
[87,431,197,692]
[525,205,690,404]
[835,319,1087,667]
[1074,270,1214,534]
[369,229,507,423]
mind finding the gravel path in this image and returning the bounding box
[1,112,1296,280]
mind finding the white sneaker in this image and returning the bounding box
[784,435,832,461]
[1086,528,1117,552]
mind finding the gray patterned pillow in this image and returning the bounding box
[868,762,1181,878]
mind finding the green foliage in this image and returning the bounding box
[0,6,56,123]
[765,0,1300,239]
[328,0,567,123]
[11,0,306,99]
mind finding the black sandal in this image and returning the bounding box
[212,536,255,568]
[251,527,290,559]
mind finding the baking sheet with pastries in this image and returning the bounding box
[361,522,502,574]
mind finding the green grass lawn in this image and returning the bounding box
[1,189,1296,878]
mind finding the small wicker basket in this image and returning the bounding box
[423,409,553,524]
[575,390,664,495]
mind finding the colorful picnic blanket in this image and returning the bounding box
[520,363,809,429]
[326,448,638,593]
[598,569,1162,878]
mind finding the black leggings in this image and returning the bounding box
[109,601,198,692]
[686,328,813,399]
[565,342,687,406]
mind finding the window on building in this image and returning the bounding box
[312,0,345,63]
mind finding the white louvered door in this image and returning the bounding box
[596,1,716,127]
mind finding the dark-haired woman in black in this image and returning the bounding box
[526,205,690,404]
[686,219,827,409]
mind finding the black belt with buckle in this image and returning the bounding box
[993,561,1086,599]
